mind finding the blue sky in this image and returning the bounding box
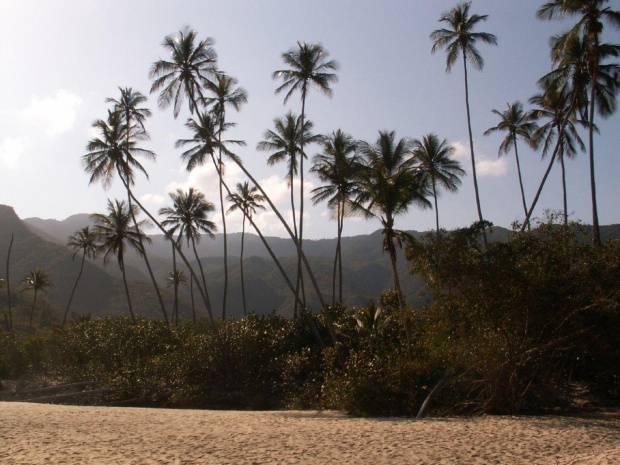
[0,1,618,239]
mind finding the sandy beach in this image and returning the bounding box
[1,402,619,464]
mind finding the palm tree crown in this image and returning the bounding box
[227,181,266,219]
[160,188,217,246]
[149,26,217,118]
[106,87,152,136]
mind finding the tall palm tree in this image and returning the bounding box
[82,110,169,323]
[273,41,339,309]
[21,269,53,328]
[354,131,431,311]
[411,134,465,232]
[160,188,217,326]
[226,181,266,316]
[166,269,189,324]
[538,0,620,244]
[149,25,217,118]
[106,87,168,323]
[430,2,497,245]
[92,199,149,323]
[484,102,538,220]
[529,80,586,225]
[310,129,361,305]
[203,73,248,319]
[63,226,98,327]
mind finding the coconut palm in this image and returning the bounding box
[160,188,217,325]
[166,269,189,324]
[92,199,149,323]
[203,73,248,319]
[226,181,266,316]
[411,134,465,232]
[354,131,432,310]
[430,2,497,245]
[538,0,620,244]
[106,87,168,323]
[484,102,538,220]
[273,41,339,309]
[310,129,361,305]
[529,80,586,225]
[21,269,53,328]
[149,25,217,118]
[63,226,98,327]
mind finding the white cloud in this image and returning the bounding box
[139,193,166,206]
[476,157,508,177]
[451,141,470,161]
[21,89,82,136]
[0,137,31,168]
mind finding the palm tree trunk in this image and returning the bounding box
[240,217,247,316]
[119,258,136,323]
[461,49,488,246]
[298,91,307,309]
[6,233,13,331]
[217,128,229,320]
[331,201,340,306]
[191,236,213,321]
[513,137,528,221]
[171,242,179,324]
[338,203,344,304]
[29,290,38,328]
[386,227,412,361]
[560,149,568,226]
[432,180,439,233]
[588,65,601,245]
[222,146,336,343]
[63,252,86,327]
[289,169,299,318]
[118,175,216,327]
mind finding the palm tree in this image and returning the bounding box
[203,73,248,319]
[226,181,266,316]
[92,199,149,323]
[160,188,217,325]
[430,2,497,245]
[310,129,361,305]
[484,102,538,220]
[354,131,432,311]
[149,25,217,118]
[21,269,53,328]
[273,41,339,309]
[63,226,98,327]
[82,109,169,323]
[106,87,168,323]
[166,269,189,324]
[537,0,620,244]
[529,80,586,225]
[411,134,465,233]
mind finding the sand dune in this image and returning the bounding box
[1,402,619,464]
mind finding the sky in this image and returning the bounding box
[0,0,619,240]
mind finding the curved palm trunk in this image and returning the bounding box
[29,290,38,328]
[432,180,440,233]
[331,201,340,306]
[6,234,13,331]
[191,236,213,320]
[461,47,487,246]
[560,144,568,226]
[217,129,229,320]
[118,175,216,327]
[513,136,529,221]
[588,62,601,245]
[171,242,179,324]
[338,204,344,304]
[240,217,247,316]
[221,146,336,342]
[296,89,308,311]
[63,252,86,327]
[289,169,299,318]
[119,257,136,323]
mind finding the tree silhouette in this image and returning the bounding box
[64,226,98,327]
[21,269,53,328]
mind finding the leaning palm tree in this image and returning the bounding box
[92,199,149,323]
[354,131,432,311]
[203,73,248,319]
[82,109,169,323]
[21,269,53,328]
[106,87,168,323]
[537,0,620,244]
[411,134,465,232]
[310,129,361,305]
[226,181,266,316]
[484,102,538,220]
[430,1,497,245]
[273,41,339,309]
[149,25,217,118]
[160,188,217,325]
[63,226,98,327]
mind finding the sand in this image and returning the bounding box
[1,402,619,464]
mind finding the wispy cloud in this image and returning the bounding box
[21,89,82,136]
[451,140,508,178]
[0,137,31,168]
